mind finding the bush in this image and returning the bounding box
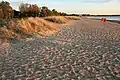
[0,19,8,27]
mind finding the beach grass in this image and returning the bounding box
[0,17,60,42]
[44,16,68,24]
[65,16,80,20]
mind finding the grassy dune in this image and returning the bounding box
[0,16,80,42]
[0,17,60,42]
[65,16,80,20]
[44,16,68,24]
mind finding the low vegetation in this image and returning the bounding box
[0,17,59,42]
[44,16,68,24]
[0,1,80,43]
[65,16,80,20]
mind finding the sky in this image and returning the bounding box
[1,0,120,15]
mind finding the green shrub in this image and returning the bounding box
[0,19,8,27]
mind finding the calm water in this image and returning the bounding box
[88,16,120,21]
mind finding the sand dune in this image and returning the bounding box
[0,17,60,43]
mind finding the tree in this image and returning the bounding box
[40,6,48,17]
[52,9,63,16]
[31,4,40,16]
[0,1,13,19]
[19,3,40,17]
[40,6,58,17]
[60,12,67,16]
[19,3,30,13]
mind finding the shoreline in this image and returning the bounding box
[107,20,120,24]
[87,18,120,24]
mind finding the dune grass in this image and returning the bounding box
[44,16,68,24]
[0,17,60,42]
[65,16,80,20]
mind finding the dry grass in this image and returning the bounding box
[0,17,60,42]
[65,16,80,20]
[44,16,68,24]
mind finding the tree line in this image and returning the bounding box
[0,1,67,19]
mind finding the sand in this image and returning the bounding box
[0,17,120,80]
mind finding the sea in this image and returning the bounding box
[87,16,120,21]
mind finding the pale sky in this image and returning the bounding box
[1,0,120,15]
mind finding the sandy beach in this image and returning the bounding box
[0,18,120,80]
